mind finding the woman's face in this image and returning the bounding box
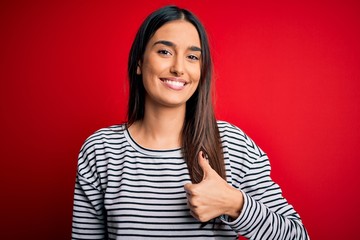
[138,20,201,110]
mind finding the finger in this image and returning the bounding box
[189,209,199,220]
[198,151,213,179]
[186,199,192,208]
[184,183,191,191]
[184,183,194,194]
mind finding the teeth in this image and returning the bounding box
[164,80,185,86]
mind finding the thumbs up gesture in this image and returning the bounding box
[184,151,244,222]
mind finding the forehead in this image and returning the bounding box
[149,20,201,47]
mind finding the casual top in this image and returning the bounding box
[72,121,309,239]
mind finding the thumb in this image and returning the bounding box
[198,151,213,180]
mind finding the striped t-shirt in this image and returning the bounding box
[72,121,309,239]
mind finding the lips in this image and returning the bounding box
[160,78,187,90]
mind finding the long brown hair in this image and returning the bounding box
[127,5,225,183]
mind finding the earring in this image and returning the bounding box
[136,65,141,75]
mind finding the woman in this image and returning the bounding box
[72,5,309,239]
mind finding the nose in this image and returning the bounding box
[170,55,184,76]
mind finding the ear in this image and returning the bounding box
[136,62,141,75]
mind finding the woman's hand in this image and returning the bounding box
[184,151,244,222]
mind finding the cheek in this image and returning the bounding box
[140,64,153,90]
[141,59,154,76]
[190,65,201,84]
[142,57,167,78]
[141,65,158,88]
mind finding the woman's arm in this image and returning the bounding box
[221,153,309,240]
[72,142,107,240]
[186,121,309,239]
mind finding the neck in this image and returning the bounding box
[129,103,186,150]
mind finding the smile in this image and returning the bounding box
[162,79,186,86]
[160,78,187,90]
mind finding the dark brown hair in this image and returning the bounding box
[127,5,225,183]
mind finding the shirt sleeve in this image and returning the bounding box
[220,153,310,239]
[72,139,107,240]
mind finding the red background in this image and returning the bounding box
[1,0,359,239]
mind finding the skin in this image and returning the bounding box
[184,151,244,221]
[129,19,244,222]
[131,20,201,150]
[139,19,201,110]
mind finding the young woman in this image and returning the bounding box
[72,5,309,240]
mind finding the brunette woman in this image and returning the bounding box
[72,5,309,240]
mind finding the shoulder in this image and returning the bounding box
[217,120,246,135]
[217,120,265,159]
[217,120,248,144]
[77,123,127,174]
[80,123,127,153]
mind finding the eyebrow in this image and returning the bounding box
[153,40,202,52]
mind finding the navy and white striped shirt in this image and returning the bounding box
[72,121,309,239]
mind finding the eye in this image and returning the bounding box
[187,54,200,61]
[157,49,172,56]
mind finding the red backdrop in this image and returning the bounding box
[1,0,359,239]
